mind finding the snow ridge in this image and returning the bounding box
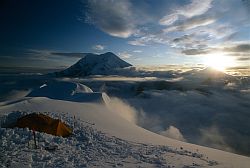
[27,81,110,104]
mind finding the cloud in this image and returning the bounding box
[84,0,135,38]
[125,1,229,49]
[160,15,218,51]
[237,57,250,61]
[227,65,250,70]
[173,35,192,43]
[84,0,155,38]
[118,52,132,59]
[160,125,186,141]
[25,50,87,62]
[159,14,179,26]
[0,49,82,68]
[128,40,147,46]
[177,0,213,18]
[197,24,235,40]
[181,49,209,55]
[128,34,168,46]
[133,57,142,61]
[92,44,105,51]
[25,49,54,60]
[133,50,142,53]
[51,52,87,58]
[159,0,213,26]
[152,54,164,58]
[171,34,209,50]
[223,44,250,52]
[128,85,250,156]
[163,17,216,33]
[27,49,83,59]
[83,0,249,68]
[25,49,86,62]
[221,43,250,61]
[158,1,247,57]
[180,43,250,60]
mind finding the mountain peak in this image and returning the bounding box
[198,67,229,77]
[102,52,115,55]
[56,52,132,77]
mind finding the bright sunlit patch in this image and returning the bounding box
[202,53,235,71]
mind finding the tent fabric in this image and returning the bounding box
[15,113,72,137]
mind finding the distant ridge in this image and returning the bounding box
[55,52,132,77]
[190,67,232,79]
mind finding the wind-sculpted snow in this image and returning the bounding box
[0,111,218,168]
[27,81,110,104]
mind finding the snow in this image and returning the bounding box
[27,81,110,104]
[0,97,249,168]
[56,52,132,77]
[0,90,31,102]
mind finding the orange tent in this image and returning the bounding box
[16,113,72,137]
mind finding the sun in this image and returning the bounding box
[202,53,235,71]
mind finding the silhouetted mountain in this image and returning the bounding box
[55,52,132,77]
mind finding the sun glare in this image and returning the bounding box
[202,53,235,71]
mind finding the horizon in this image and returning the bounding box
[1,1,250,165]
[0,51,249,76]
[0,0,249,72]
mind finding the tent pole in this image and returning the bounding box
[32,129,37,149]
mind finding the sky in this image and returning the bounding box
[0,0,250,69]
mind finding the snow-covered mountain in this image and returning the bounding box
[55,52,132,77]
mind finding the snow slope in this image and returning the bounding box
[0,97,249,168]
[56,52,132,77]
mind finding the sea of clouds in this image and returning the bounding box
[0,67,250,156]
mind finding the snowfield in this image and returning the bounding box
[0,96,249,168]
